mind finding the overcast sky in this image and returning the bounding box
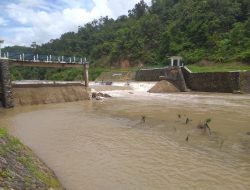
[0,0,151,47]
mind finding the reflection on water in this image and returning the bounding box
[1,88,250,190]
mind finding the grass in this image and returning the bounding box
[0,127,63,189]
[187,63,250,73]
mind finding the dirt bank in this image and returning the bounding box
[148,80,180,93]
[0,127,64,189]
[13,84,91,106]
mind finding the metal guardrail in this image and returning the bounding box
[0,51,87,64]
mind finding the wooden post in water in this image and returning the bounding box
[83,59,89,87]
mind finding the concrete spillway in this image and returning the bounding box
[12,83,91,106]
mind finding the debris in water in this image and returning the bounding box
[185,134,189,142]
[203,123,211,135]
[206,118,212,123]
[219,138,225,150]
[178,114,181,119]
[196,118,212,135]
[197,123,203,129]
[246,132,250,135]
[185,118,190,124]
[141,115,146,123]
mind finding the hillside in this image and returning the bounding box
[2,0,250,80]
[32,0,250,65]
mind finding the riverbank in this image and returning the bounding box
[0,127,64,189]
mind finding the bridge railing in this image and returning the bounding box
[0,51,87,64]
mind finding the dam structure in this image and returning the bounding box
[135,66,250,94]
[0,53,90,108]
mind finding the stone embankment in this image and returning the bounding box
[0,60,14,108]
[0,128,64,190]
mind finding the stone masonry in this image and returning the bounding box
[0,59,14,108]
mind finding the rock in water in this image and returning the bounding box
[103,93,112,98]
[96,96,104,100]
[92,92,97,98]
[148,80,180,93]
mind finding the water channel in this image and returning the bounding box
[1,82,250,190]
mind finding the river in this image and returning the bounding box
[1,82,250,190]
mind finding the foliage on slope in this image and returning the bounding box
[32,0,250,65]
[0,128,64,190]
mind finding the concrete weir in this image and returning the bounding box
[0,59,91,108]
[12,84,91,106]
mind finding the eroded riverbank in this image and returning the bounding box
[1,88,250,190]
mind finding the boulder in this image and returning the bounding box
[96,96,104,100]
[103,93,112,98]
[148,80,180,93]
[92,91,111,100]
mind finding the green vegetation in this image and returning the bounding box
[188,63,250,73]
[10,66,138,81]
[3,0,250,80]
[0,127,63,189]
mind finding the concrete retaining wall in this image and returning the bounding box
[135,67,188,91]
[135,68,165,81]
[95,71,135,82]
[135,66,250,93]
[181,67,241,93]
[240,71,250,93]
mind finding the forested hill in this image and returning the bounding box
[4,0,250,67]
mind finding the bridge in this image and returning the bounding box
[0,51,90,109]
[0,51,88,68]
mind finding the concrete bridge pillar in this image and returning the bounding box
[0,59,14,108]
[83,63,89,87]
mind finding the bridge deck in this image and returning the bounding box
[7,59,85,68]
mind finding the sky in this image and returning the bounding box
[0,0,151,47]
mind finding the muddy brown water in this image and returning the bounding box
[1,88,250,190]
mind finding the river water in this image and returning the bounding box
[1,82,250,190]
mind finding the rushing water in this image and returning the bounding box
[1,82,250,190]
